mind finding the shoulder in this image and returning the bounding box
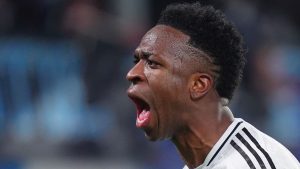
[210,157,251,169]
[208,145,252,169]
[243,122,299,163]
[227,120,300,168]
[210,120,299,169]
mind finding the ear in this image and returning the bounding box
[189,73,213,100]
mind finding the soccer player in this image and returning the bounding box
[126,2,300,169]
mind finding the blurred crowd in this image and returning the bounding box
[0,0,299,169]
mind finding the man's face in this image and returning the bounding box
[127,25,196,141]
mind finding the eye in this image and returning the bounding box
[146,59,159,69]
[133,56,140,64]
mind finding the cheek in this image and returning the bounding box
[147,70,187,105]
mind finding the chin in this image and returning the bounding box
[144,130,171,142]
[145,135,158,142]
[144,131,159,141]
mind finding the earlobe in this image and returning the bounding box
[189,73,213,100]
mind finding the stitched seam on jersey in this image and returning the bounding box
[207,121,243,166]
[231,140,256,169]
[242,128,276,169]
[236,133,266,169]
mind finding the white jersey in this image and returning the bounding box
[183,118,300,169]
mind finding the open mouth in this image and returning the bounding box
[129,96,151,128]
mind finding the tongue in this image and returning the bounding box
[136,110,150,127]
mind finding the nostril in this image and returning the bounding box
[130,76,142,85]
[126,65,144,84]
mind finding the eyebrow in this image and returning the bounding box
[134,50,153,59]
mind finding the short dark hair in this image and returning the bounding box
[157,2,246,100]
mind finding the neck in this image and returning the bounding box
[171,102,234,169]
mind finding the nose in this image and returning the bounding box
[126,61,145,84]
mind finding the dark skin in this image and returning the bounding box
[127,25,234,169]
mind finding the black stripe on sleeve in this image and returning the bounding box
[207,121,243,166]
[242,128,276,169]
[236,133,266,169]
[230,140,256,169]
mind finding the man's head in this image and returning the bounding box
[158,2,246,100]
[126,2,245,141]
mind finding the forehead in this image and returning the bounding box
[136,25,190,55]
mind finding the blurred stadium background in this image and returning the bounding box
[0,0,299,168]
